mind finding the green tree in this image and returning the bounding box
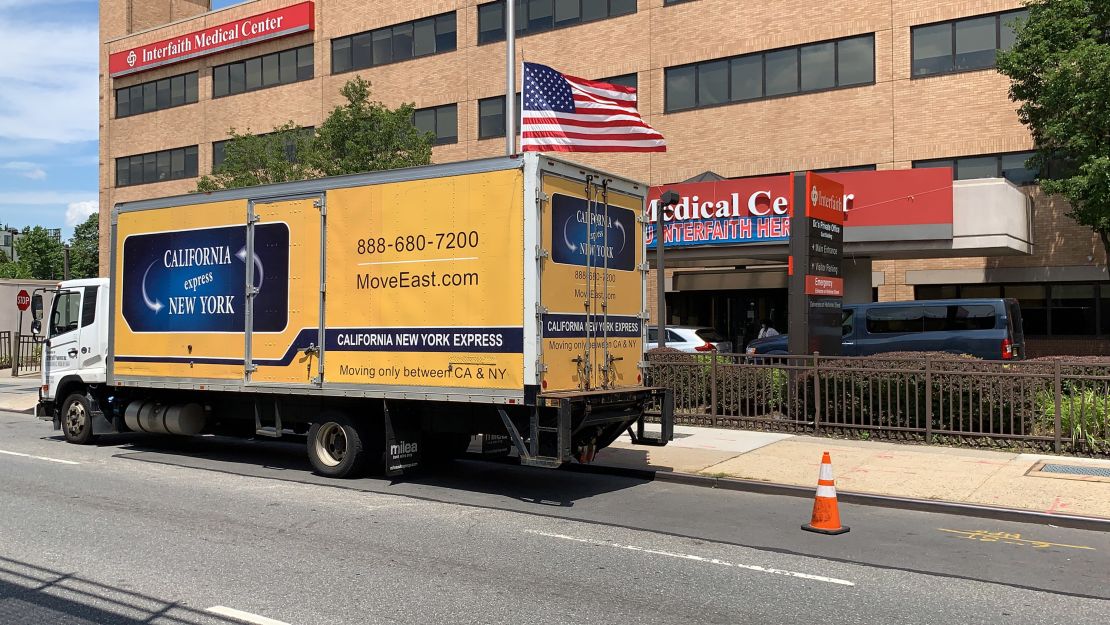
[196,122,317,192]
[310,76,432,177]
[196,77,433,192]
[997,1,1110,256]
[68,212,99,279]
[13,227,64,280]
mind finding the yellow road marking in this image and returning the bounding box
[938,528,1094,551]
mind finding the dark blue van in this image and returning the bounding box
[745,299,1025,360]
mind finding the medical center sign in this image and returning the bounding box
[646,176,795,248]
[109,2,315,78]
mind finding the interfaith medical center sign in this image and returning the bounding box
[109,2,315,78]
[646,168,955,249]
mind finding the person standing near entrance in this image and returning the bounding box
[757,320,779,339]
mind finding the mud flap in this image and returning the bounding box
[383,401,422,477]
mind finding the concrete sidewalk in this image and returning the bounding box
[0,371,39,413]
[598,425,1110,520]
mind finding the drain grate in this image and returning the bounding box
[1040,463,1110,478]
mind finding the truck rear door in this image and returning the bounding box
[539,171,644,392]
[245,195,323,386]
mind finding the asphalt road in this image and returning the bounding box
[1,411,1108,625]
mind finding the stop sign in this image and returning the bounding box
[16,289,29,311]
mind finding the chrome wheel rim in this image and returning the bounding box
[64,401,87,438]
[314,422,346,467]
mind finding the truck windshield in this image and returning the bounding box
[50,290,81,337]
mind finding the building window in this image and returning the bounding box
[814,164,877,174]
[478,94,521,139]
[477,0,636,45]
[914,283,1110,337]
[116,72,198,118]
[412,104,458,146]
[664,34,875,113]
[213,45,313,98]
[115,146,198,187]
[212,127,315,170]
[332,12,456,74]
[913,151,1037,184]
[911,9,1028,77]
[600,73,637,90]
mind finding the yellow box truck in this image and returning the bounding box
[34,154,673,477]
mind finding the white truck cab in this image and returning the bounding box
[33,278,110,442]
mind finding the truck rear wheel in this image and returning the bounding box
[307,413,366,478]
[61,393,94,445]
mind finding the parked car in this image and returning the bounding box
[648,325,733,353]
[745,298,1025,360]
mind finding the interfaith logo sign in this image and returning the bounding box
[108,2,315,78]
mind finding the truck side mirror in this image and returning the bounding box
[31,319,41,336]
[31,294,43,321]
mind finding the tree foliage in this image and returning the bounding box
[12,227,64,280]
[69,212,99,279]
[196,77,433,192]
[997,0,1110,255]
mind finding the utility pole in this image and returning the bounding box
[655,191,680,347]
[505,0,516,156]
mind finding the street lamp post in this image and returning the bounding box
[655,190,680,348]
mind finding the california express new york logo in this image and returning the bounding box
[549,194,635,271]
[121,224,289,333]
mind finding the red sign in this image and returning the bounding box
[805,275,843,297]
[109,2,315,78]
[648,168,954,242]
[16,290,29,311]
[805,172,845,225]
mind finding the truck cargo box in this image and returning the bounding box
[109,154,650,405]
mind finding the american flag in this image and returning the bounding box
[521,62,666,153]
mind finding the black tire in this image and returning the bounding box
[60,392,94,445]
[306,412,366,478]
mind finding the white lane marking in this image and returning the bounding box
[206,606,292,625]
[0,449,79,465]
[357,256,478,266]
[525,529,855,587]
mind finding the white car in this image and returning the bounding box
[647,326,733,353]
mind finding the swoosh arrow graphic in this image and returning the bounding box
[236,247,264,289]
[141,261,163,313]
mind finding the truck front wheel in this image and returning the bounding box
[60,393,94,445]
[307,413,366,478]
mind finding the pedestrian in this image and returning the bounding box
[757,319,779,339]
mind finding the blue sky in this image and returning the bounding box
[0,0,99,239]
[0,1,245,239]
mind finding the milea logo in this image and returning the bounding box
[390,441,419,456]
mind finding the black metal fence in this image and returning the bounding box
[0,331,10,369]
[645,352,1110,455]
[12,334,41,376]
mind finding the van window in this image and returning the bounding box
[842,309,855,336]
[924,304,996,331]
[866,306,923,334]
[81,286,98,327]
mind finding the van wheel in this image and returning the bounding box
[61,393,94,445]
[307,413,366,478]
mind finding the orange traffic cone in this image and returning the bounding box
[802,452,850,535]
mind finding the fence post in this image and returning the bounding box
[10,332,18,378]
[812,352,821,432]
[924,354,932,444]
[710,354,718,426]
[1053,359,1062,454]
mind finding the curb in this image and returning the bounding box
[566,463,1110,533]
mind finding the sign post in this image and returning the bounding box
[788,172,845,356]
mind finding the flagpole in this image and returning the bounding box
[504,0,515,156]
